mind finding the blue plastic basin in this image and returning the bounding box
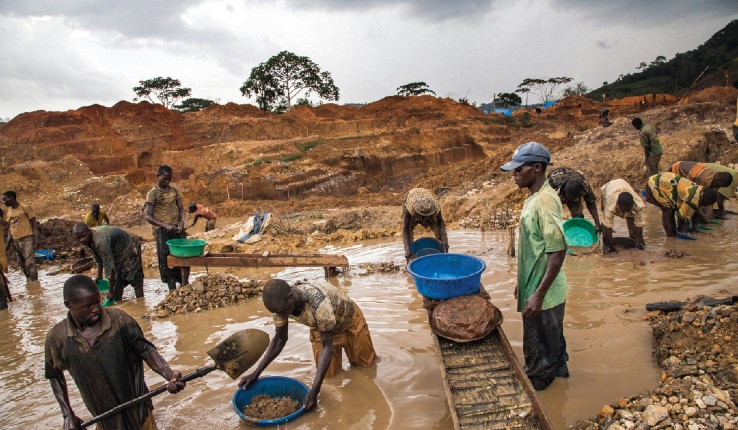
[407,253,486,300]
[232,376,309,427]
[409,237,446,256]
[34,249,55,263]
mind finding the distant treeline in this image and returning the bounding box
[589,19,738,100]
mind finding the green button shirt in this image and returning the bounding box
[517,180,568,313]
[640,123,663,156]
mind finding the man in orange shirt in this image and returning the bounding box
[186,203,218,232]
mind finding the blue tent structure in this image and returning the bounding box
[542,100,556,108]
[493,108,512,116]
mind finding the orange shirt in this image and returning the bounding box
[193,204,217,220]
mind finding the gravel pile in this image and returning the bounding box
[573,302,738,430]
[150,273,262,318]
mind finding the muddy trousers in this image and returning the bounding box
[523,302,569,390]
[645,153,662,177]
[14,236,38,282]
[154,228,187,288]
[0,273,8,310]
[309,303,377,378]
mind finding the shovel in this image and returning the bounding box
[80,328,269,428]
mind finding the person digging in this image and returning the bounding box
[45,274,185,430]
[185,203,218,232]
[645,172,718,237]
[599,179,646,254]
[73,223,144,305]
[239,279,377,411]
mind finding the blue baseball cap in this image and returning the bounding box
[500,141,553,171]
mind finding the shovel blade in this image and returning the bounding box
[207,328,269,380]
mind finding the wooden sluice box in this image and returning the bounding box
[424,291,554,430]
[167,252,349,277]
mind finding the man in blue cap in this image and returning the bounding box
[501,142,569,390]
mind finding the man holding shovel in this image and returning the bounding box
[45,275,185,429]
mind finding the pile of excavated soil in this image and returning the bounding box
[6,217,80,270]
[679,86,738,105]
[352,261,403,276]
[149,273,262,318]
[242,394,300,420]
[572,301,738,429]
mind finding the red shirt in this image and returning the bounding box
[194,204,217,220]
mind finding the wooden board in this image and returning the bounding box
[425,296,553,430]
[167,253,349,269]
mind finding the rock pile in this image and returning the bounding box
[573,302,738,429]
[353,261,402,275]
[150,273,262,318]
[665,249,690,258]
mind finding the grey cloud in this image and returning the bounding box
[288,0,738,24]
[552,0,738,24]
[596,40,612,49]
[284,0,495,22]
[0,1,276,77]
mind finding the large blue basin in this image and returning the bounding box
[407,253,486,300]
[232,376,309,427]
[409,237,446,256]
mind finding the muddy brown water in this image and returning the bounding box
[2,205,737,429]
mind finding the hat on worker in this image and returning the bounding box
[414,195,438,217]
[405,188,440,217]
[500,141,553,171]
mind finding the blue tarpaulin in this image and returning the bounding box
[493,108,512,116]
[542,100,556,108]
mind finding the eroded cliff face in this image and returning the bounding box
[1,87,736,228]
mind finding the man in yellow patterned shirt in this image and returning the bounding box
[646,172,717,237]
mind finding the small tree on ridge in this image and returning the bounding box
[397,82,436,96]
[133,77,192,108]
[240,51,339,112]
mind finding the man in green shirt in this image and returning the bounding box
[632,117,663,177]
[501,141,568,391]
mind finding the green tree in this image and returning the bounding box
[515,77,573,103]
[173,97,214,113]
[133,77,192,108]
[396,82,436,96]
[562,81,589,97]
[495,92,522,108]
[240,51,339,112]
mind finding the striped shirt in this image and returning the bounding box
[273,281,355,333]
[146,185,182,226]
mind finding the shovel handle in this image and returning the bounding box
[80,364,217,428]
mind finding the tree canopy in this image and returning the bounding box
[396,82,436,97]
[173,97,214,113]
[240,51,340,112]
[562,82,589,97]
[515,77,573,104]
[133,77,192,108]
[495,92,522,108]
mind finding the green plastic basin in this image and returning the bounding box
[97,279,109,293]
[563,218,598,247]
[166,238,207,258]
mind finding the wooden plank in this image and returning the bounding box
[424,290,554,430]
[495,328,555,430]
[167,253,348,269]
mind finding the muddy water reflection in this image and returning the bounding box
[2,205,737,429]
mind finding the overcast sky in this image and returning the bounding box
[1,0,737,120]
